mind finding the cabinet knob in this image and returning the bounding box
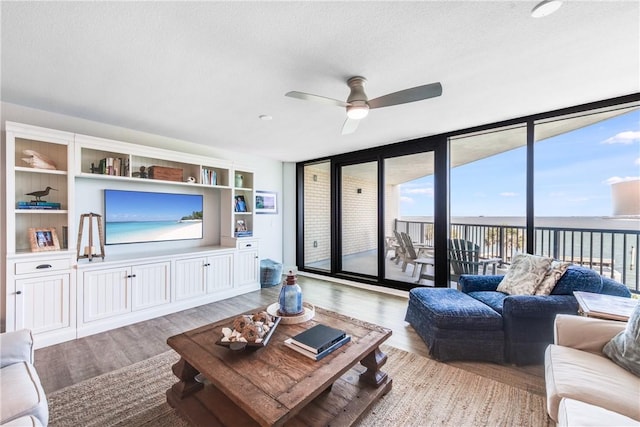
[16,291,22,295]
[127,274,137,278]
[36,264,52,269]
[204,263,211,267]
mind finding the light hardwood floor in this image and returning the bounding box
[34,274,545,397]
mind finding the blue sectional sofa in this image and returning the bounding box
[405,265,631,365]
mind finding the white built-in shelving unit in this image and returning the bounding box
[4,121,259,348]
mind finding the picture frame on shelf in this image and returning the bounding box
[29,227,61,252]
[235,219,252,237]
[235,219,247,232]
[255,191,277,214]
[234,195,247,212]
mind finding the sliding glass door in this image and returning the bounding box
[302,161,331,272]
[339,161,378,276]
[384,152,435,285]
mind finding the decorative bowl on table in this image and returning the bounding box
[215,311,281,351]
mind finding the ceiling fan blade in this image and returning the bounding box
[368,82,442,109]
[285,91,349,108]
[341,117,360,135]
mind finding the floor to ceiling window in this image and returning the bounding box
[302,161,331,272]
[339,161,378,277]
[449,125,527,286]
[384,152,435,285]
[533,103,640,288]
[296,94,640,293]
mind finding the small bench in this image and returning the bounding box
[405,288,505,363]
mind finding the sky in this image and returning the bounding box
[400,108,640,217]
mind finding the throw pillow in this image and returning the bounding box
[603,303,640,377]
[496,253,553,295]
[535,260,571,296]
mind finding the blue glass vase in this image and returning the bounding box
[278,271,303,316]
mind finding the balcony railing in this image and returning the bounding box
[394,219,639,292]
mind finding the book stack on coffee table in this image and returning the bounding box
[284,324,351,361]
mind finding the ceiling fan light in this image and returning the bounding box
[346,103,369,120]
[531,0,562,18]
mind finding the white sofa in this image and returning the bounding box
[545,315,640,426]
[0,329,48,427]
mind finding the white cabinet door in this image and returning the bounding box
[174,257,207,301]
[236,249,259,287]
[15,273,71,334]
[82,267,131,322]
[131,261,171,311]
[206,253,233,293]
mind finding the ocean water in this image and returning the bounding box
[105,220,202,244]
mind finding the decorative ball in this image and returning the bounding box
[232,315,250,332]
[241,323,259,342]
[252,311,272,324]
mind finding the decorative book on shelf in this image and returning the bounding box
[202,168,217,185]
[289,324,346,354]
[92,157,129,176]
[17,201,61,210]
[284,335,351,361]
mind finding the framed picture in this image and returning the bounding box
[235,219,247,232]
[234,195,247,212]
[255,191,277,214]
[29,227,61,252]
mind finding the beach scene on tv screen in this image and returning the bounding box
[105,190,203,244]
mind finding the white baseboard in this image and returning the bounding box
[297,271,409,299]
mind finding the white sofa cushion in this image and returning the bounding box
[558,398,640,427]
[0,330,34,368]
[0,415,43,427]
[603,303,640,376]
[0,362,48,426]
[545,344,640,423]
[497,253,553,295]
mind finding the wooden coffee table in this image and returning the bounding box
[166,306,392,426]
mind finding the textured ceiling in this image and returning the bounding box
[2,1,639,162]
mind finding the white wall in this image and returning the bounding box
[1,102,286,263]
[282,162,297,272]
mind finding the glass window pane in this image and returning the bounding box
[341,162,377,276]
[384,152,435,285]
[534,103,640,289]
[303,162,331,271]
[449,125,527,285]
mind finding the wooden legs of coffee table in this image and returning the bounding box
[359,346,388,387]
[169,357,203,399]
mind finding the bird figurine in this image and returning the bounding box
[26,187,57,202]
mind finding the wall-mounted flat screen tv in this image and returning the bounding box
[104,189,203,245]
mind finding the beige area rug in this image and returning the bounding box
[48,345,551,427]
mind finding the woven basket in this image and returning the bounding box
[260,259,283,288]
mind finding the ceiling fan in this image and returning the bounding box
[285,76,442,135]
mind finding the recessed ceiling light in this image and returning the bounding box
[259,115,273,121]
[531,0,562,18]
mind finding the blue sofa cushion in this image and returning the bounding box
[602,276,634,297]
[551,265,603,295]
[467,291,507,315]
[408,288,502,330]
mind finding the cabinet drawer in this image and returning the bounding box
[15,258,71,275]
[238,240,258,249]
